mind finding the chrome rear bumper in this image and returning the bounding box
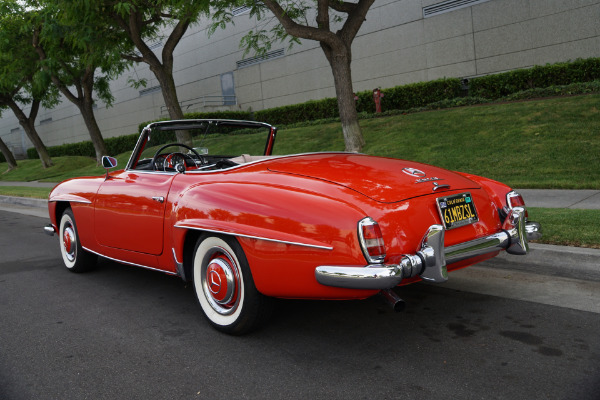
[315,207,542,290]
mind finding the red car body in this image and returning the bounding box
[46,119,541,334]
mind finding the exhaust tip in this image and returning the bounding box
[380,289,406,312]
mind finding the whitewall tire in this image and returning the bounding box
[59,208,97,272]
[192,235,272,335]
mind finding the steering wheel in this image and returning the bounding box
[150,143,205,171]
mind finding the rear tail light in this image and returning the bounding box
[358,217,386,264]
[506,191,529,218]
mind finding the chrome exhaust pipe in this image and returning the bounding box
[380,289,406,312]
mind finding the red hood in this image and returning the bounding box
[267,153,480,203]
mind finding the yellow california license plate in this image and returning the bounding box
[436,192,479,230]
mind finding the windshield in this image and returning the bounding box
[128,120,276,173]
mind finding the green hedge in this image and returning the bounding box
[469,58,600,99]
[254,78,462,125]
[254,98,339,125]
[379,78,463,112]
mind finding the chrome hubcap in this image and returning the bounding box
[202,247,240,315]
[63,225,76,262]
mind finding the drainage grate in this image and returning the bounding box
[423,0,492,18]
[236,49,284,69]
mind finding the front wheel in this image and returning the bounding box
[59,208,97,272]
[192,235,272,335]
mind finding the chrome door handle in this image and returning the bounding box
[152,196,164,203]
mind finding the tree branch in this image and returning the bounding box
[261,0,340,46]
[121,53,144,63]
[316,0,330,31]
[162,18,190,72]
[338,0,375,44]
[328,1,358,14]
[29,98,41,122]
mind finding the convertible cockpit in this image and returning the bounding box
[128,119,277,173]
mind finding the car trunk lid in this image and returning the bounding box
[266,153,480,203]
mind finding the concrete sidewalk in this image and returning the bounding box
[517,189,600,210]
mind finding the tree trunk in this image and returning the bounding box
[151,65,193,147]
[22,119,53,168]
[0,136,17,170]
[324,47,365,152]
[7,99,53,168]
[152,65,184,120]
[80,99,108,164]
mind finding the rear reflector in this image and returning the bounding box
[358,217,386,263]
[506,191,529,218]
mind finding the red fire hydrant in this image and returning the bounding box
[373,88,384,113]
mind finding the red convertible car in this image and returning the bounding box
[45,119,541,334]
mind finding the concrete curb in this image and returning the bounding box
[478,243,600,282]
[0,195,47,208]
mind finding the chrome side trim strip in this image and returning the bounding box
[48,198,92,204]
[174,224,333,250]
[82,246,178,275]
[124,170,176,176]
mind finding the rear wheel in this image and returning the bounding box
[192,235,272,335]
[59,208,97,272]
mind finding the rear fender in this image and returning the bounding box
[455,172,512,208]
[171,182,376,298]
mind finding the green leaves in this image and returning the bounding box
[0,0,57,107]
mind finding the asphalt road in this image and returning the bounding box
[1,210,599,400]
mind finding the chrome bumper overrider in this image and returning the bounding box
[315,207,542,290]
[44,224,56,236]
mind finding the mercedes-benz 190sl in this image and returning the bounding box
[45,119,541,334]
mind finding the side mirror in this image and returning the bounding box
[102,156,118,169]
[102,156,118,180]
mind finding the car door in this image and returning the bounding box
[94,171,175,255]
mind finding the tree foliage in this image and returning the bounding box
[30,0,135,163]
[55,0,210,147]
[0,0,58,168]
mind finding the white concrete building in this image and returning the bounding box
[1,0,599,157]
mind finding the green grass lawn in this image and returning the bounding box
[1,94,599,188]
[0,186,52,198]
[528,208,600,249]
